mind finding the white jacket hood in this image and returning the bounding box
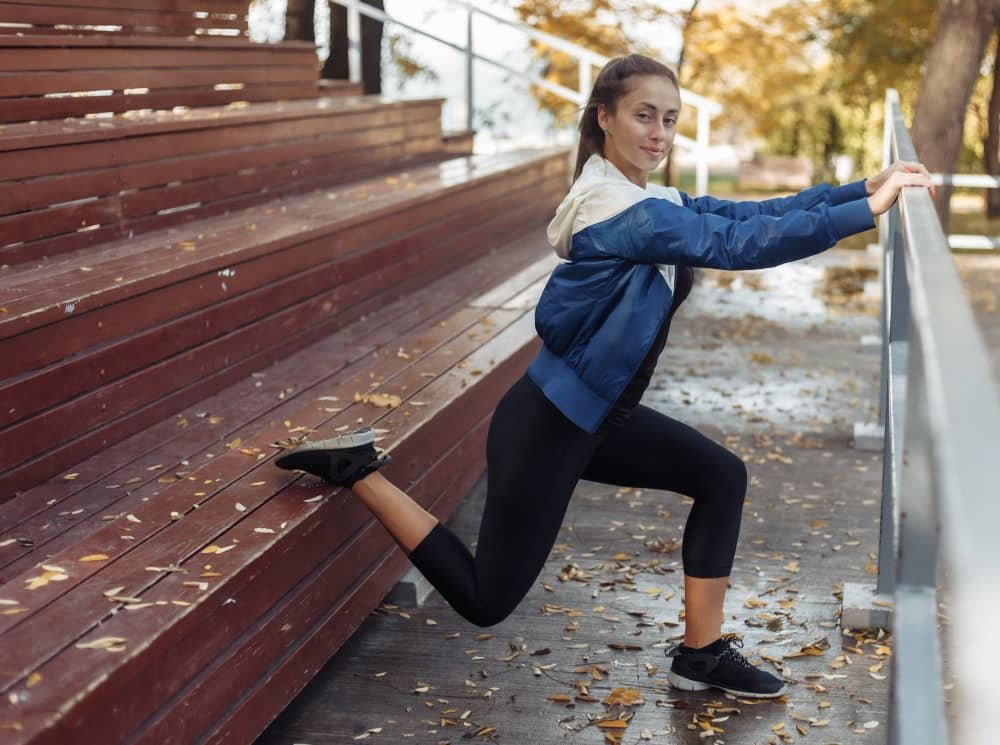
[546,153,684,260]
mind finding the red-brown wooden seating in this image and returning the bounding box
[0,4,573,741]
[0,34,325,122]
[0,225,561,745]
[0,143,567,496]
[1,0,250,37]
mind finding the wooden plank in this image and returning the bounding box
[0,151,564,344]
[2,0,243,10]
[0,177,558,434]
[0,296,535,685]
[0,307,537,744]
[0,46,321,72]
[0,34,312,50]
[0,158,552,379]
[0,120,436,244]
[0,100,430,188]
[0,96,438,154]
[0,82,318,124]
[0,194,556,491]
[0,235,548,571]
[0,65,315,98]
[0,195,556,500]
[0,194,558,496]
[0,4,245,32]
[128,417,492,745]
[202,353,538,745]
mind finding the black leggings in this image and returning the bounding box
[406,374,747,627]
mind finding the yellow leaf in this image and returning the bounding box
[596,719,630,729]
[75,636,127,650]
[62,473,79,481]
[25,672,41,688]
[354,391,403,408]
[78,554,109,563]
[602,687,644,706]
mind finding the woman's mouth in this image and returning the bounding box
[641,146,663,158]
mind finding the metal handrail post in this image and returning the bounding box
[696,105,711,196]
[327,0,720,170]
[466,8,474,131]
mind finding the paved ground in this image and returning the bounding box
[254,242,921,745]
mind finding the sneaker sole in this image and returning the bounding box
[666,670,786,699]
[293,429,374,451]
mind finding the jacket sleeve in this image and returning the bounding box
[678,180,868,220]
[587,196,875,270]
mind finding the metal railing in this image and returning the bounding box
[330,0,721,195]
[873,88,1000,745]
[926,173,1000,250]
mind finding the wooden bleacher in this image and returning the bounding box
[0,3,570,742]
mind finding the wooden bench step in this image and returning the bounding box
[0,232,558,583]
[0,230,556,744]
[0,34,324,123]
[0,148,568,495]
[1,95,449,264]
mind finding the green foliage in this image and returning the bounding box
[512,0,996,181]
[512,0,684,126]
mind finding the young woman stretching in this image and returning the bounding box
[276,54,932,699]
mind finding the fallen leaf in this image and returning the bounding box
[75,636,127,651]
[78,554,109,563]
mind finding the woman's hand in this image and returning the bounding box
[866,169,935,216]
[865,160,936,198]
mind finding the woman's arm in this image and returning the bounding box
[579,165,932,270]
[587,197,875,270]
[678,180,867,220]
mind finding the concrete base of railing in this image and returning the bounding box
[385,566,437,608]
[852,421,884,451]
[841,581,893,630]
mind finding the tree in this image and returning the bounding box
[512,0,682,126]
[911,0,1000,228]
[662,0,700,186]
[984,27,1000,217]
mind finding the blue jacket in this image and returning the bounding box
[526,153,876,433]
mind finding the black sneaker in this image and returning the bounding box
[666,634,786,699]
[274,427,390,487]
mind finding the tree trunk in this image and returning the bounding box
[986,26,1000,218]
[663,0,700,188]
[323,1,383,94]
[911,0,999,231]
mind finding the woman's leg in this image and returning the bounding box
[580,406,748,647]
[351,472,438,553]
[354,375,599,627]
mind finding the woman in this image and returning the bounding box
[276,54,932,699]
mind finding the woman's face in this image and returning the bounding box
[597,75,681,189]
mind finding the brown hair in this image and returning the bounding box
[573,54,679,181]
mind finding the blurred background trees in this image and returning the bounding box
[514,0,999,224]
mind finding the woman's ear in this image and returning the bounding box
[597,103,607,132]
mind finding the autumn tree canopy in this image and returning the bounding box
[515,0,994,185]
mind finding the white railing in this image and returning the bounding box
[330,0,721,195]
[862,88,1000,745]
[928,173,1000,250]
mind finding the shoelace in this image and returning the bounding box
[717,634,756,670]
